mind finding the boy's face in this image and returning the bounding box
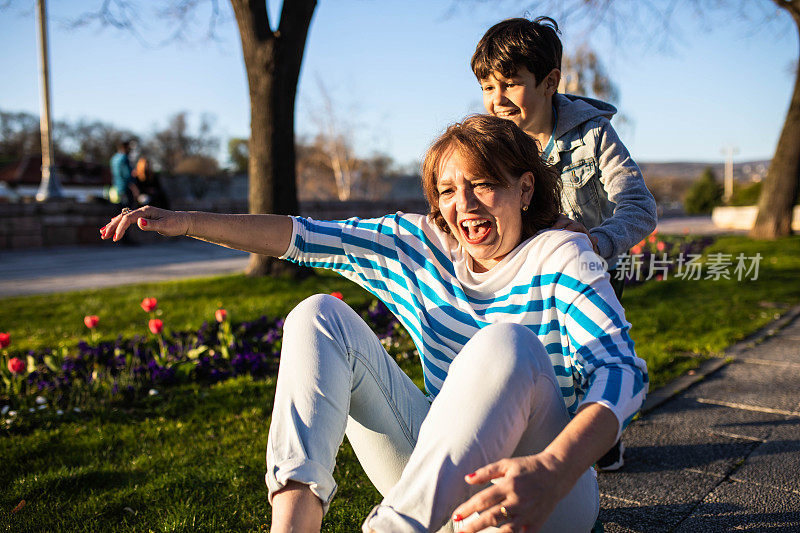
[480,67,558,135]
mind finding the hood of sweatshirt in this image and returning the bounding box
[553,93,617,141]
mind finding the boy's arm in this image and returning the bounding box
[590,118,658,260]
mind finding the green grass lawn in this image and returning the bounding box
[0,377,384,532]
[623,235,800,385]
[2,235,799,531]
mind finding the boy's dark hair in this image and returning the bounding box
[421,114,562,238]
[471,16,562,85]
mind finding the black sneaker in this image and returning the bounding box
[596,439,625,471]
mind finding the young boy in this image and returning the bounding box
[471,16,658,470]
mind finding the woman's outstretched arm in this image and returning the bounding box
[100,205,294,257]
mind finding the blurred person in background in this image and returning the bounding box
[133,155,169,209]
[110,141,140,208]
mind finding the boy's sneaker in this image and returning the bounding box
[596,439,625,471]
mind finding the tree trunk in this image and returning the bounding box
[750,4,800,239]
[230,0,316,276]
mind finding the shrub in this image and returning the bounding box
[728,180,800,206]
[684,167,723,214]
[728,181,762,206]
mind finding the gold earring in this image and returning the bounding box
[522,205,529,212]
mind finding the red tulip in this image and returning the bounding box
[330,291,344,300]
[648,235,657,243]
[84,315,100,329]
[656,241,666,252]
[7,357,25,374]
[148,318,164,334]
[215,309,227,323]
[0,332,9,349]
[630,245,643,255]
[141,298,158,313]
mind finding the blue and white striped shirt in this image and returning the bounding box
[280,212,648,436]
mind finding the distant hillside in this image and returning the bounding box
[640,160,770,183]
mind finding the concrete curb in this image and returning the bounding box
[640,303,800,414]
[640,357,730,414]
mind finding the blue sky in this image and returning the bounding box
[1,0,796,167]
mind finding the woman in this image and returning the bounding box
[132,156,170,209]
[103,115,647,533]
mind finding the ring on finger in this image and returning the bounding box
[499,505,510,519]
[120,207,131,215]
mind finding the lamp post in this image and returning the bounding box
[721,145,739,203]
[35,0,63,201]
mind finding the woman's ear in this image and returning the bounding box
[520,171,535,206]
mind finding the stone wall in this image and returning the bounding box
[0,201,124,249]
[166,199,429,219]
[0,198,429,250]
[712,205,800,231]
[300,199,428,220]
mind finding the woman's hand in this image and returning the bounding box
[551,215,599,254]
[453,405,619,532]
[451,453,571,533]
[100,205,190,242]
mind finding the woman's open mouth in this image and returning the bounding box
[460,218,492,244]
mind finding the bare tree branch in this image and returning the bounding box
[68,0,135,31]
[66,0,228,48]
[456,0,790,54]
[310,77,358,200]
[66,0,151,47]
[155,0,225,44]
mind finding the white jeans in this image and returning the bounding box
[266,294,599,532]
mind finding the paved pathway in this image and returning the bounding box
[598,309,800,531]
[0,238,248,298]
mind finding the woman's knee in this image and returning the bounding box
[453,323,551,380]
[284,293,350,333]
[280,294,358,367]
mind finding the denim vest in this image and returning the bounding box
[546,94,657,265]
[550,121,616,231]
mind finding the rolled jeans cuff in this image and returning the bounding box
[266,457,337,514]
[363,504,427,533]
